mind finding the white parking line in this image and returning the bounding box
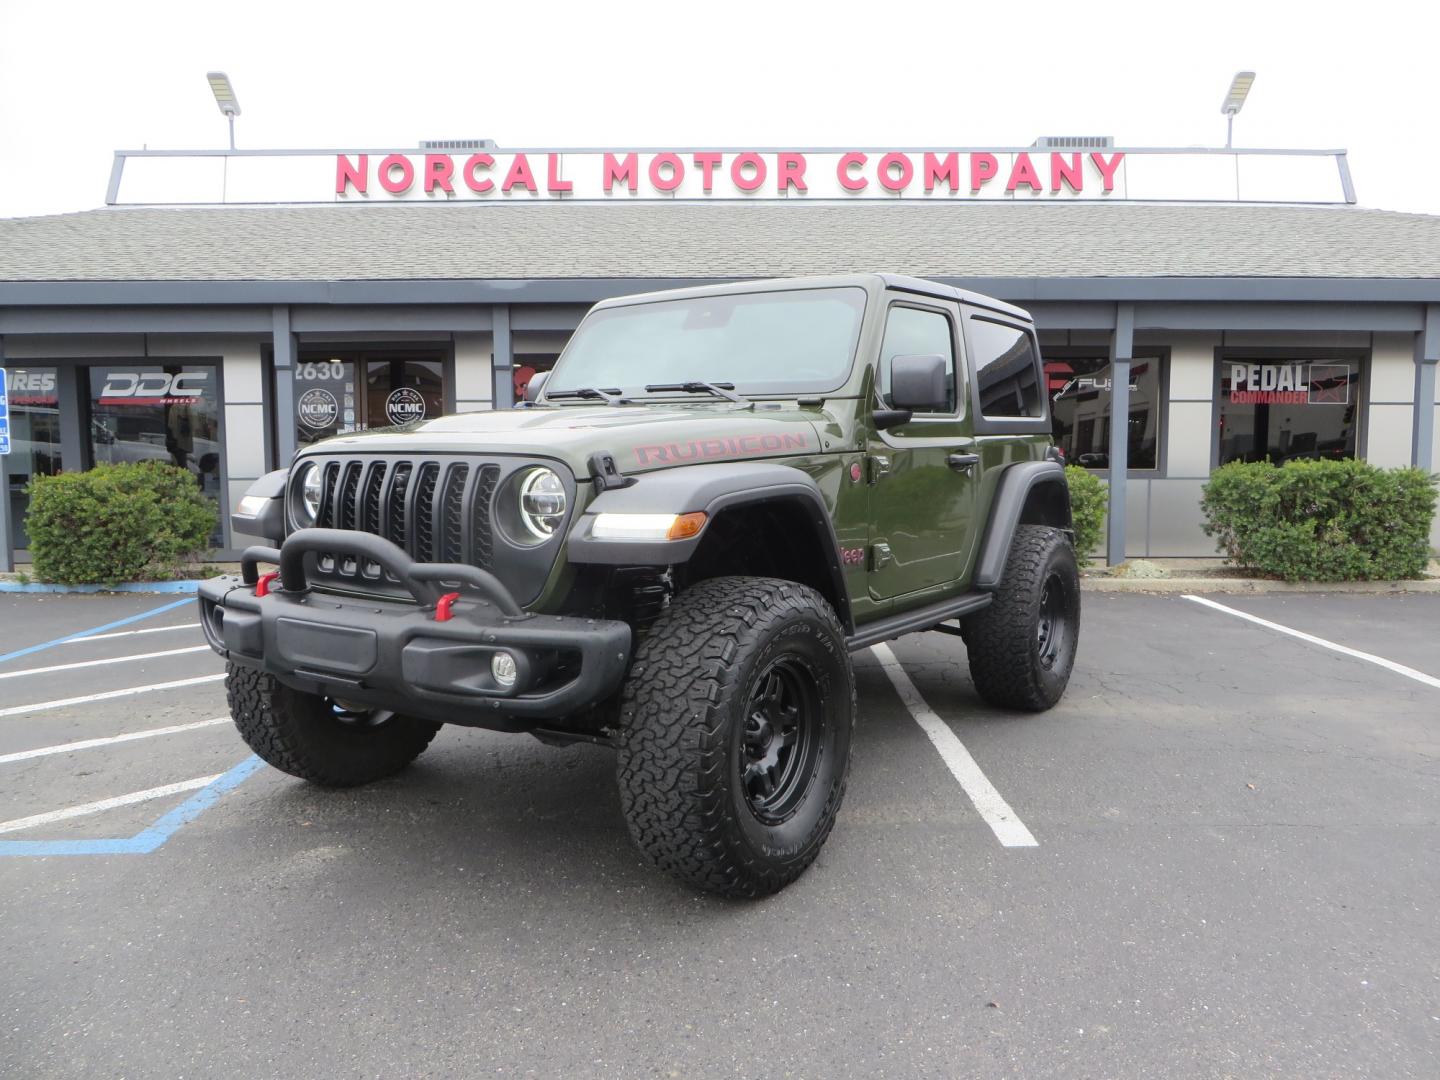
[64,623,200,644]
[0,774,221,835]
[0,674,227,718]
[0,718,230,765]
[0,645,211,680]
[1183,595,1440,691]
[870,643,1038,848]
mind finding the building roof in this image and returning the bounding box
[2,201,1440,283]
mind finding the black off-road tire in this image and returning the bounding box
[616,577,855,899]
[226,663,441,787]
[963,525,1080,712]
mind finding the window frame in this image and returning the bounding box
[873,299,966,423]
[1045,347,1170,476]
[962,308,1051,435]
[1210,346,1370,471]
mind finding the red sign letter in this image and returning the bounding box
[731,153,766,192]
[1050,153,1083,194]
[693,153,722,193]
[423,155,454,195]
[970,153,998,193]
[378,154,414,194]
[604,153,639,194]
[502,154,538,193]
[648,153,684,192]
[546,154,572,193]
[335,154,367,195]
[776,152,807,193]
[838,152,868,192]
[923,152,959,193]
[463,154,494,193]
[1006,152,1043,193]
[878,152,913,193]
[1091,152,1124,193]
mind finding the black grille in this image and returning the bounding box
[306,457,502,585]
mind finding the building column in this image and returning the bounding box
[0,335,10,571]
[1413,303,1439,470]
[1106,303,1134,566]
[492,305,513,409]
[272,305,297,466]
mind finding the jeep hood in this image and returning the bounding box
[297,404,833,475]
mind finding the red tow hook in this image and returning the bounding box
[254,571,280,598]
[434,591,462,622]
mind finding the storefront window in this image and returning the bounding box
[1217,359,1359,465]
[295,354,444,446]
[5,367,62,550]
[89,364,223,544]
[1047,357,1162,470]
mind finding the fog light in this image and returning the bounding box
[491,651,519,689]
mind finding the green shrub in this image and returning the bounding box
[1064,464,1109,560]
[26,462,217,585]
[1200,459,1438,582]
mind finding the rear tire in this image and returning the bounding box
[226,663,440,787]
[962,525,1080,711]
[616,577,855,898]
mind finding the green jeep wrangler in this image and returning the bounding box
[200,274,1080,897]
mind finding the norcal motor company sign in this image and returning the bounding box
[106,147,1355,205]
[334,150,1126,200]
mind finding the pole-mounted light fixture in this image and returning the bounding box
[206,71,241,150]
[1220,71,1255,149]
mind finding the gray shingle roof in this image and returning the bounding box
[2,201,1439,282]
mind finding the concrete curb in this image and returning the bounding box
[0,580,202,595]
[1082,575,1440,594]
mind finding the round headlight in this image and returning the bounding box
[295,463,322,526]
[518,468,567,540]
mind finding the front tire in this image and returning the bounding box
[226,663,441,787]
[962,525,1080,711]
[616,577,855,898]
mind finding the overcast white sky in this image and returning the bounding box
[1,0,1436,218]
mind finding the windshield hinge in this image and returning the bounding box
[588,452,637,493]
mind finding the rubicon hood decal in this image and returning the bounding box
[633,432,812,466]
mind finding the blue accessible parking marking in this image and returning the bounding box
[0,596,194,665]
[0,755,263,857]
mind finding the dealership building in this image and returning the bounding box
[1,142,1438,566]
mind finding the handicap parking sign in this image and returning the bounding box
[0,367,10,455]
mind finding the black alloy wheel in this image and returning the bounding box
[741,657,824,825]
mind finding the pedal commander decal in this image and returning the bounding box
[633,432,811,466]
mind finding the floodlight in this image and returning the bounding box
[206,72,241,149]
[1221,71,1255,148]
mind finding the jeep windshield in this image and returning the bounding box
[545,287,867,399]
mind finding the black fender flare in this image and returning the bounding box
[973,460,1072,590]
[566,462,852,631]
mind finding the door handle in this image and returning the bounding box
[946,453,980,472]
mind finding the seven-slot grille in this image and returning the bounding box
[309,458,501,581]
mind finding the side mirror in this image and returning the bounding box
[525,371,550,403]
[888,353,952,413]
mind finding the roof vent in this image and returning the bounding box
[419,138,498,151]
[1031,136,1115,149]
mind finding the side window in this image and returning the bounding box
[969,317,1042,418]
[877,305,956,414]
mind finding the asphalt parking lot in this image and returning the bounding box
[1,589,1437,1079]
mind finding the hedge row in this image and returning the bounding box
[25,462,216,585]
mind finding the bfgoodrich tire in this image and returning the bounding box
[226,663,441,787]
[616,577,855,898]
[963,525,1081,712]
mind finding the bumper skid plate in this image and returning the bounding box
[198,528,630,728]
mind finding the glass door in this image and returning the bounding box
[5,367,63,551]
[294,353,445,448]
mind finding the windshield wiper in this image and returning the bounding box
[643,381,748,404]
[545,387,629,404]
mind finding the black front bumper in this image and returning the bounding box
[198,528,631,730]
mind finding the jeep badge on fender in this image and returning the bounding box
[201,274,1080,898]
